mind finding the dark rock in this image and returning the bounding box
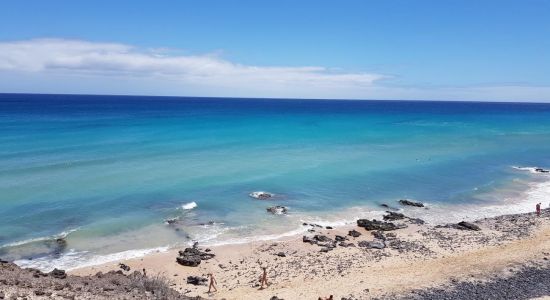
[186,276,207,286]
[276,252,286,257]
[371,231,386,241]
[270,296,284,300]
[303,235,316,244]
[535,168,549,173]
[266,206,288,215]
[176,248,211,267]
[348,230,362,237]
[399,199,425,207]
[408,218,425,225]
[339,242,355,247]
[326,226,334,230]
[357,219,407,231]
[358,240,386,249]
[457,221,481,231]
[335,235,347,242]
[383,211,406,221]
[249,191,273,200]
[49,268,67,279]
[314,235,331,242]
[320,247,333,253]
[118,263,130,272]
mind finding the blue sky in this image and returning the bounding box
[1,0,549,101]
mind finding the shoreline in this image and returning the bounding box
[65,207,550,299]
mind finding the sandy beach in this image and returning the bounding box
[65,207,550,299]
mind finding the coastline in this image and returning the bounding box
[65,207,550,299]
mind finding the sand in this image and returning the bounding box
[69,209,550,299]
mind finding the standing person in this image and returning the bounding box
[536,203,541,216]
[259,266,268,289]
[207,272,217,293]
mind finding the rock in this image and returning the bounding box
[49,268,67,279]
[303,235,316,244]
[270,296,284,300]
[457,221,481,231]
[176,248,207,267]
[34,290,45,296]
[320,247,333,253]
[0,291,4,299]
[358,240,386,249]
[186,276,207,286]
[335,235,347,242]
[348,229,362,237]
[325,226,333,229]
[314,235,331,242]
[339,242,355,247]
[383,211,405,221]
[165,218,178,225]
[249,191,274,200]
[357,219,407,231]
[535,168,549,173]
[266,206,288,215]
[118,263,130,272]
[371,231,386,240]
[399,199,424,207]
[408,218,425,225]
[276,252,286,257]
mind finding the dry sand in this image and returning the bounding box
[70,209,550,299]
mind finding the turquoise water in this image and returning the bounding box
[1,94,550,270]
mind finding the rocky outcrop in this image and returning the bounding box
[456,221,481,231]
[399,199,425,207]
[358,240,386,249]
[249,191,274,200]
[348,229,362,237]
[176,247,215,267]
[383,211,405,221]
[357,219,407,231]
[535,168,550,173]
[49,268,66,279]
[266,206,288,215]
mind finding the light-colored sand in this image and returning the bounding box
[71,214,550,299]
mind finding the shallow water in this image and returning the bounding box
[1,94,550,270]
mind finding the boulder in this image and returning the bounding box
[335,235,347,242]
[118,263,130,272]
[357,219,407,231]
[276,252,286,257]
[348,230,362,237]
[186,276,208,285]
[358,240,386,249]
[49,268,67,279]
[249,191,274,200]
[383,211,405,221]
[535,168,550,173]
[457,221,481,231]
[176,247,215,267]
[399,199,425,207]
[266,206,288,215]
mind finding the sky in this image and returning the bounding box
[0,0,549,101]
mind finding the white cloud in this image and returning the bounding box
[0,38,549,102]
[0,38,385,92]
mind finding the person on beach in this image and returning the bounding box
[536,203,541,216]
[259,266,268,289]
[207,272,217,293]
[142,268,147,277]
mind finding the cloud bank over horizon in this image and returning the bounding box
[0,38,549,102]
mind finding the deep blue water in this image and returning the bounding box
[1,93,550,269]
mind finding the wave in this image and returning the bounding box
[181,201,197,210]
[14,246,170,272]
[0,227,79,249]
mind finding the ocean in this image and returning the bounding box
[1,93,550,271]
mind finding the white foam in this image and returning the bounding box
[1,227,80,248]
[14,246,169,272]
[181,201,197,210]
[249,191,274,199]
[512,166,550,175]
